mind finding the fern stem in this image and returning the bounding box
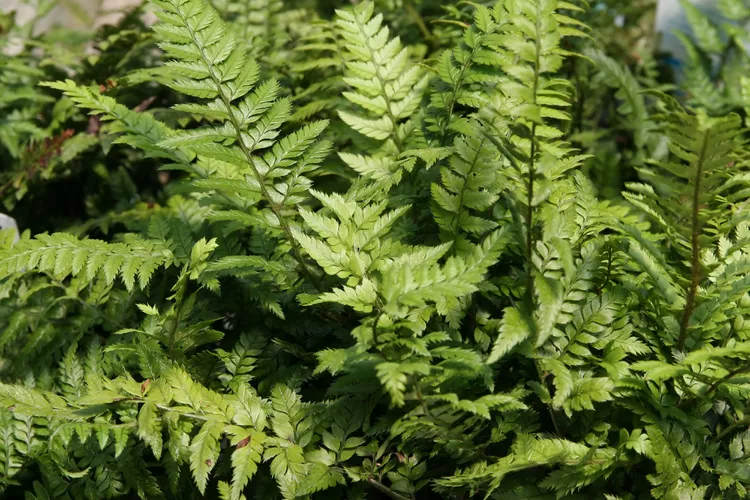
[705,364,750,397]
[677,131,710,351]
[535,361,562,437]
[525,125,537,297]
[222,95,321,290]
[524,3,543,299]
[712,416,750,443]
[438,29,484,145]
[404,1,433,43]
[415,380,437,423]
[167,278,188,358]
[546,404,562,436]
[366,478,413,500]
[177,10,322,291]
[154,403,213,422]
[371,309,384,346]
[596,243,613,294]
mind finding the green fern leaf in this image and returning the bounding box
[679,0,724,53]
[137,402,164,460]
[229,429,265,500]
[189,420,224,495]
[0,233,172,290]
[487,307,533,364]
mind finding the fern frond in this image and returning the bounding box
[0,233,172,290]
[42,80,188,163]
[381,229,508,316]
[587,50,653,153]
[474,0,590,298]
[679,0,723,53]
[190,420,223,495]
[290,19,348,124]
[336,1,428,151]
[425,5,505,144]
[332,1,429,193]
[624,106,748,350]
[431,122,504,254]
[150,0,329,287]
[213,0,285,58]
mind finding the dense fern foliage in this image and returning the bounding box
[5,0,750,498]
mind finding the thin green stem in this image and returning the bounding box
[415,381,437,423]
[404,1,433,43]
[705,364,750,398]
[712,416,750,443]
[371,309,384,346]
[536,361,563,437]
[677,130,710,352]
[525,3,543,300]
[597,243,613,293]
[166,272,190,358]
[366,478,412,500]
[526,125,536,295]
[154,403,214,422]
[438,30,486,145]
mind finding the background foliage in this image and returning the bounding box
[3,0,750,499]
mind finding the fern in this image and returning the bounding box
[5,0,750,498]
[213,0,285,58]
[624,104,747,350]
[0,233,172,290]
[425,4,504,144]
[476,0,589,292]
[431,122,504,254]
[290,18,348,124]
[335,1,428,190]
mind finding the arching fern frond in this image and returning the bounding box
[147,0,331,284]
[0,233,173,291]
[41,80,190,166]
